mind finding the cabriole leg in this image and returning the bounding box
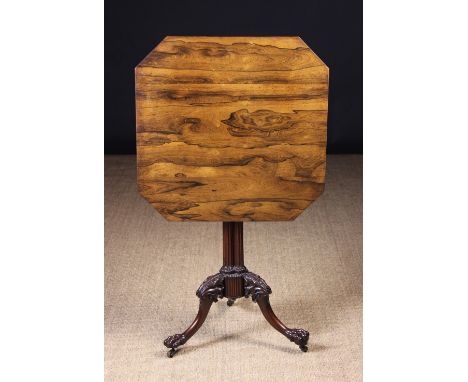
[163,272,224,357]
[256,295,309,352]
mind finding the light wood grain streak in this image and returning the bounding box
[136,36,328,221]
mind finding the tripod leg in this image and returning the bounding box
[242,271,309,352]
[163,272,224,357]
[163,298,213,357]
[256,295,309,352]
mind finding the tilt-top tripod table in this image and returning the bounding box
[135,36,329,357]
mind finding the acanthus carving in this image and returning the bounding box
[164,268,309,356]
[242,272,272,301]
[194,268,272,302]
[196,273,225,302]
[161,220,311,357]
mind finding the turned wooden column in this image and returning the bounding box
[223,222,245,299]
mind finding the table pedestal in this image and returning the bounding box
[163,222,309,358]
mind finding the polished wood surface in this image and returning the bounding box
[136,36,328,221]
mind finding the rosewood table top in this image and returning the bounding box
[136,36,329,221]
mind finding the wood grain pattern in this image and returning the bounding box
[136,36,329,221]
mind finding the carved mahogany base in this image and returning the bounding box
[163,265,309,357]
[163,222,309,357]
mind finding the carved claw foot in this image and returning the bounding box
[285,328,310,351]
[163,273,223,358]
[163,265,310,355]
[256,295,310,353]
[164,333,187,349]
[163,333,187,358]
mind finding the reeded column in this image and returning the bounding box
[222,222,245,298]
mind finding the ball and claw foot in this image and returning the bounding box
[227,298,235,306]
